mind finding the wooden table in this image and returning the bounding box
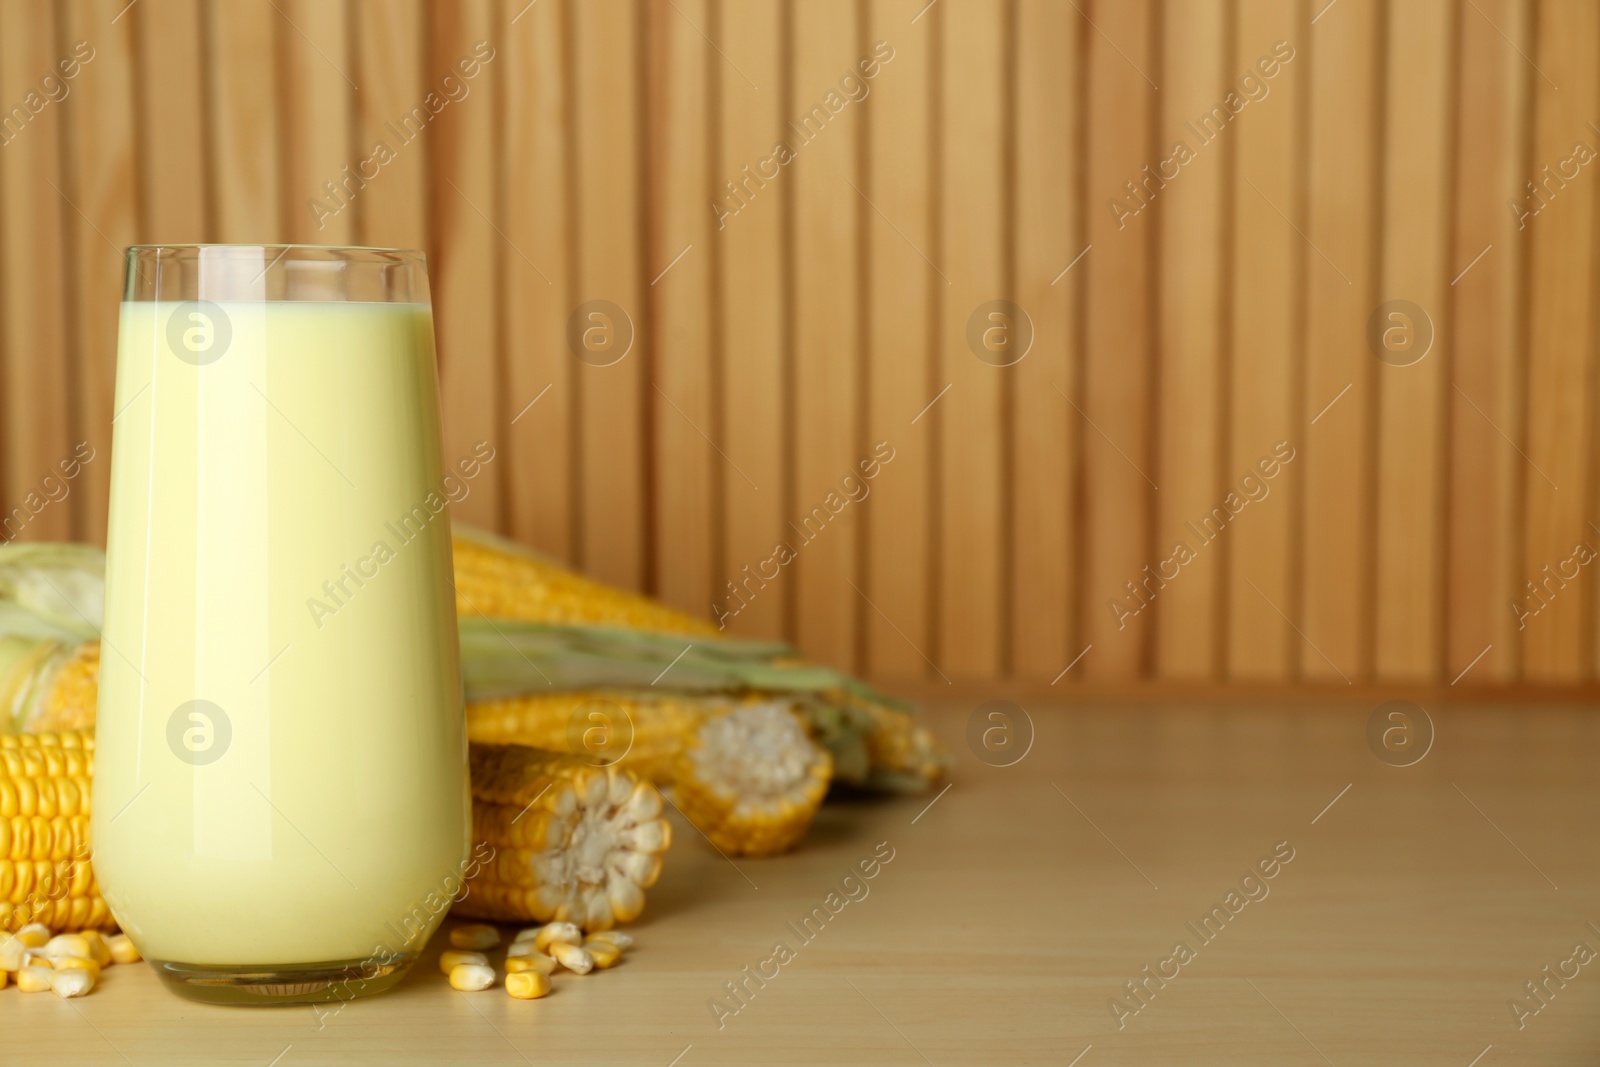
[10,700,1599,1065]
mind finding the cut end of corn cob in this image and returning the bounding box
[454,744,671,931]
[0,731,113,934]
[671,703,832,857]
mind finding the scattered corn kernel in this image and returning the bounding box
[584,940,622,969]
[44,934,91,961]
[450,924,500,951]
[448,963,496,992]
[438,950,488,976]
[585,930,634,950]
[505,970,551,999]
[511,927,542,944]
[0,933,24,972]
[106,934,141,965]
[54,957,101,982]
[23,952,53,969]
[534,922,583,953]
[80,932,113,967]
[549,941,592,975]
[17,965,53,992]
[505,952,556,975]
[50,968,94,998]
[17,924,50,949]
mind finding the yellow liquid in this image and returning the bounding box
[92,300,470,967]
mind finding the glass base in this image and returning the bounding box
[150,954,416,1006]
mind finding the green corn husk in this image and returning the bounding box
[0,543,105,643]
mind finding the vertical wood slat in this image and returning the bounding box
[1448,0,1527,684]
[0,1,74,542]
[1153,0,1226,680]
[1522,0,1598,682]
[1301,0,1379,683]
[206,0,282,241]
[715,0,786,638]
[1373,0,1455,681]
[791,0,864,670]
[935,0,1006,679]
[1080,0,1157,679]
[1226,0,1302,681]
[862,0,933,678]
[352,0,429,253]
[135,0,208,241]
[499,0,573,562]
[279,0,353,245]
[572,0,645,589]
[1011,0,1077,681]
[62,0,140,544]
[648,0,716,617]
[427,0,500,526]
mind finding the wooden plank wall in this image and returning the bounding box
[0,0,1591,692]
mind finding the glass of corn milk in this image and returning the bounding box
[92,246,471,1005]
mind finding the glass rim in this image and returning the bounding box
[125,244,426,261]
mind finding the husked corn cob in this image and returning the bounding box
[452,530,718,638]
[672,703,832,857]
[465,690,711,782]
[0,732,113,934]
[455,744,671,930]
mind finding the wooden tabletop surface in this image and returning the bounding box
[9,700,1598,1065]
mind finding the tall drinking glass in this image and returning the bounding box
[92,246,470,1005]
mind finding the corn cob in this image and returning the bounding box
[465,689,712,782]
[672,703,832,857]
[452,528,718,638]
[0,731,113,934]
[455,744,671,930]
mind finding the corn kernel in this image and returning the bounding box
[438,950,488,976]
[0,968,7,990]
[549,941,592,975]
[534,922,582,953]
[511,927,542,944]
[80,932,113,967]
[44,934,91,961]
[449,924,500,951]
[505,971,551,999]
[585,930,634,950]
[17,965,53,992]
[16,924,49,949]
[106,934,141,965]
[505,953,556,975]
[51,968,94,998]
[584,941,622,969]
[448,963,496,992]
[54,957,101,982]
[0,933,24,972]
